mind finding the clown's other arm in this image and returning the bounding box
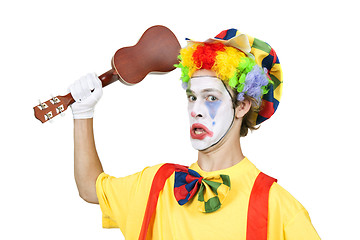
[70,73,104,204]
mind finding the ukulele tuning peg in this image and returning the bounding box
[50,94,61,104]
[45,111,53,121]
[56,105,65,117]
[37,99,48,110]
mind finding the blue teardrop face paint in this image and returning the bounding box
[205,100,222,120]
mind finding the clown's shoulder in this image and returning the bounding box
[267,182,320,239]
[96,163,165,188]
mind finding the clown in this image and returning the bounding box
[70,29,320,239]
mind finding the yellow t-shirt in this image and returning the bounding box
[96,158,320,239]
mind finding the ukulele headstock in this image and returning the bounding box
[34,95,71,123]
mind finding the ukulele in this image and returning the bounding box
[33,25,181,123]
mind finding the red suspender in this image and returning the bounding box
[246,172,277,240]
[138,163,176,240]
[139,166,276,240]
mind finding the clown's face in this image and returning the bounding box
[186,76,235,151]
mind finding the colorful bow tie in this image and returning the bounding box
[174,165,231,213]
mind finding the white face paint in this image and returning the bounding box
[186,76,235,151]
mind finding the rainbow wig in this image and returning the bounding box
[175,42,273,105]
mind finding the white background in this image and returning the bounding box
[1,0,359,239]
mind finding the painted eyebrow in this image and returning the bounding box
[186,88,223,95]
[201,88,223,94]
[186,89,193,95]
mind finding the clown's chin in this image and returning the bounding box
[190,136,223,151]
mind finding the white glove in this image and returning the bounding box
[68,73,103,119]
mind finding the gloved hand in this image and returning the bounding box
[68,73,103,119]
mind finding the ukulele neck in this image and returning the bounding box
[99,69,119,87]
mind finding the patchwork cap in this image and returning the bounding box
[187,29,283,124]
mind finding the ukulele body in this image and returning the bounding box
[113,25,180,85]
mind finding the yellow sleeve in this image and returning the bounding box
[95,164,164,233]
[268,183,320,240]
[284,208,321,240]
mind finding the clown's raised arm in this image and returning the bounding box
[69,73,104,203]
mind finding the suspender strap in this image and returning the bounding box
[246,172,277,240]
[140,165,276,240]
[138,163,176,240]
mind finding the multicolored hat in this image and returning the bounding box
[176,28,283,125]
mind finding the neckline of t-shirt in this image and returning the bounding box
[190,157,251,176]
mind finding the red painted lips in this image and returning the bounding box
[190,123,214,140]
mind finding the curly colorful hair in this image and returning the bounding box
[175,42,273,105]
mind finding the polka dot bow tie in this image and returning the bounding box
[174,165,231,213]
